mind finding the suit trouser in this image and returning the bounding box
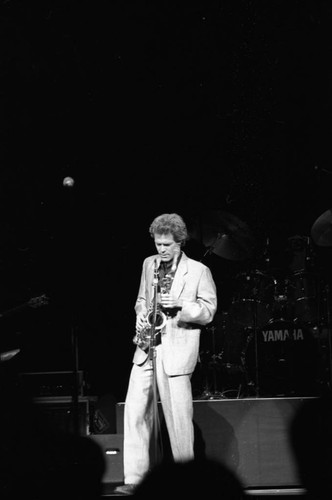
[123,345,194,485]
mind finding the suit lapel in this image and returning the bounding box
[147,257,159,304]
[171,252,188,299]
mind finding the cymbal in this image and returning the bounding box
[190,209,255,261]
[0,348,20,363]
[311,208,332,246]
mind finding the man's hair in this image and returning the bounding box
[149,213,188,245]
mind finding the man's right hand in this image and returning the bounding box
[136,312,148,333]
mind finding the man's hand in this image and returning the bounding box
[159,293,181,309]
[136,311,148,333]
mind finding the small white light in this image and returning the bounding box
[105,448,120,455]
[63,176,75,187]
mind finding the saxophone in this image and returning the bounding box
[133,274,173,350]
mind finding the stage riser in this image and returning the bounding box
[116,397,310,489]
[190,398,304,489]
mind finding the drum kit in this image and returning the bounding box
[191,208,332,399]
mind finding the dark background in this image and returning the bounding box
[1,1,332,402]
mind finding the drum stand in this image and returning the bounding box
[199,325,225,399]
[247,298,261,398]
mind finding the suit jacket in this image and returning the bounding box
[132,252,217,375]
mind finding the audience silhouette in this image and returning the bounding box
[133,456,245,498]
[1,356,106,500]
[289,394,332,499]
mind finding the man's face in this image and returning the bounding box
[154,233,180,263]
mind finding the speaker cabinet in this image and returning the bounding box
[89,434,124,484]
[34,396,95,436]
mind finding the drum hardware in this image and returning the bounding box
[287,235,317,273]
[228,298,263,397]
[197,323,226,400]
[189,209,256,261]
[197,314,253,399]
[311,208,332,247]
[219,311,260,396]
[230,269,275,328]
[291,271,321,327]
[267,277,296,324]
[214,317,250,397]
[229,268,279,397]
[290,272,332,394]
[256,235,274,274]
[228,267,327,396]
[247,302,261,397]
[263,236,271,264]
[244,319,322,397]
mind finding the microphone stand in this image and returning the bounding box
[71,322,80,435]
[63,177,80,436]
[148,261,162,466]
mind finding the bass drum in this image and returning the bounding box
[244,320,321,397]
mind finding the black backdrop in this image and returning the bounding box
[1,1,332,401]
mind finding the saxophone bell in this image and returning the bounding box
[133,307,167,350]
[133,272,173,350]
[147,308,167,330]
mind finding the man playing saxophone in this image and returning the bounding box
[115,213,217,495]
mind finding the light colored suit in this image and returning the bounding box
[133,252,217,372]
[123,251,217,485]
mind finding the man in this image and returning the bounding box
[115,213,217,494]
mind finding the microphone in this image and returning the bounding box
[171,246,180,273]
